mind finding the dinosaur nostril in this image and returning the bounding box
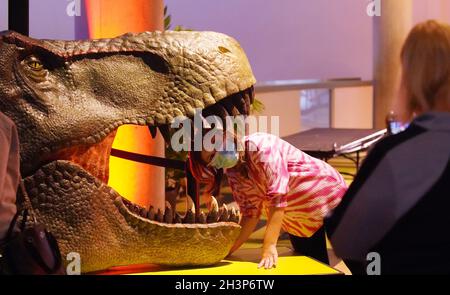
[141,53,170,74]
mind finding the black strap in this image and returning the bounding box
[110,148,185,170]
[5,210,20,241]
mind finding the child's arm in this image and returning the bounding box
[258,206,285,269]
[228,215,260,254]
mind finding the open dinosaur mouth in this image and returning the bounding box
[42,86,254,227]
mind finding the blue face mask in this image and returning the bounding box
[208,150,239,170]
[208,137,240,170]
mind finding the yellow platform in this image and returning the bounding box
[97,247,341,275]
[135,256,340,275]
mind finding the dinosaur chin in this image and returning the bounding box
[1,30,256,273]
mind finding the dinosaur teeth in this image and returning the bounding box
[122,198,142,215]
[163,201,173,223]
[216,105,230,128]
[219,204,230,222]
[122,197,132,207]
[207,196,219,223]
[219,98,240,117]
[229,207,239,223]
[146,117,155,126]
[132,204,141,215]
[197,211,206,224]
[243,91,251,114]
[158,124,171,143]
[186,195,196,214]
[202,104,227,128]
[232,94,248,115]
[148,126,158,139]
[248,86,255,104]
[183,209,195,224]
[156,208,164,222]
[174,212,183,224]
[211,196,219,211]
[147,206,156,220]
[117,195,242,226]
[139,207,148,218]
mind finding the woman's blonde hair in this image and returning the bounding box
[400,20,450,118]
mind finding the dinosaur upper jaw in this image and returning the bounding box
[0,30,256,176]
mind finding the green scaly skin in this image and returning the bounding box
[0,30,256,273]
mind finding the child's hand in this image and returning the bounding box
[258,244,278,269]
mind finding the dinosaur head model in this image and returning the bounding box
[0,30,256,273]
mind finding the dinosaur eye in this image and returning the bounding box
[26,59,43,71]
[20,55,48,83]
[22,56,45,72]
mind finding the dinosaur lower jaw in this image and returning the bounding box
[23,159,241,272]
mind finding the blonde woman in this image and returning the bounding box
[327,20,450,274]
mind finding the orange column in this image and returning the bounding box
[85,0,166,210]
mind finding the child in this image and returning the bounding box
[189,131,347,269]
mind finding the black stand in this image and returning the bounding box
[8,0,29,36]
[283,128,387,175]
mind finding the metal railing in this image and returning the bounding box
[255,78,373,93]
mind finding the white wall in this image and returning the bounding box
[29,0,76,39]
[165,0,450,83]
[165,0,373,82]
[413,0,450,24]
[0,0,77,38]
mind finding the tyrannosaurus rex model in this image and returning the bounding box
[0,30,256,273]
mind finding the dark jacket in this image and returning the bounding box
[0,112,20,240]
[326,112,450,274]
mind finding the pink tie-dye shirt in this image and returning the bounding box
[225,133,347,238]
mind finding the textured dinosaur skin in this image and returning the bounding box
[0,30,256,273]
